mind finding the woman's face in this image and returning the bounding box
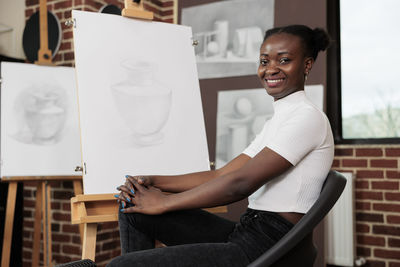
[257,33,313,101]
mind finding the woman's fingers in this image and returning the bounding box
[121,206,138,213]
[120,192,139,213]
[124,176,137,194]
[130,179,146,193]
[126,175,150,186]
[118,184,135,197]
[113,192,127,208]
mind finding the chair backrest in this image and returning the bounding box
[248,170,347,267]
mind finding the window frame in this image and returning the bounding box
[326,0,400,144]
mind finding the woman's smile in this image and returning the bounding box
[264,77,286,88]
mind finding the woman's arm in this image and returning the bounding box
[123,147,292,215]
[123,154,251,193]
[149,154,251,193]
[116,154,250,205]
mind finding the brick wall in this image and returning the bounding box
[22,0,175,266]
[333,145,400,267]
[24,0,176,66]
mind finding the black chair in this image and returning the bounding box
[55,259,97,267]
[248,170,347,267]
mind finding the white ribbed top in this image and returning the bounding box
[243,91,334,213]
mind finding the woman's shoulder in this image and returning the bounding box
[289,100,327,123]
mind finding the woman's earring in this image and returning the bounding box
[305,71,309,81]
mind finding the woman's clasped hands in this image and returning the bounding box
[114,175,168,215]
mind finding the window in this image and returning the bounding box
[327,0,400,143]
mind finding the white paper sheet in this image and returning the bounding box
[72,11,210,194]
[0,62,81,177]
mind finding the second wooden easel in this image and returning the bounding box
[1,0,83,266]
[1,177,83,267]
[35,0,52,65]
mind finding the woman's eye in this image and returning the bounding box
[259,59,268,66]
[279,58,290,64]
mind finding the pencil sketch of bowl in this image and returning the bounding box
[13,84,68,145]
[111,60,172,146]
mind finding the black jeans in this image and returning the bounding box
[107,208,294,267]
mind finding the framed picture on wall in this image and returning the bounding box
[179,0,275,79]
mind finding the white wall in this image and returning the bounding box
[0,0,26,59]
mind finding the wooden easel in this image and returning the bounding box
[121,0,154,20]
[69,1,227,261]
[35,0,52,65]
[1,176,83,267]
[0,0,83,266]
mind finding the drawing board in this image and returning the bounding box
[72,11,210,194]
[216,85,324,168]
[0,62,81,177]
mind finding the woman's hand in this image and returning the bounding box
[114,175,153,208]
[121,179,168,215]
[126,175,153,187]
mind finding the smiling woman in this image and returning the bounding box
[258,26,330,100]
[108,25,334,267]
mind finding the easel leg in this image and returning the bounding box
[42,181,52,266]
[73,180,84,242]
[82,223,97,261]
[32,182,43,267]
[1,182,17,267]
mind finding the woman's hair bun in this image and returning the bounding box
[312,28,331,52]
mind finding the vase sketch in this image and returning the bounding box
[111,60,172,146]
[13,85,68,145]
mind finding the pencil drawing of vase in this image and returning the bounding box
[18,85,68,145]
[111,60,172,146]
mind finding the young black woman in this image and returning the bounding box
[108,24,333,267]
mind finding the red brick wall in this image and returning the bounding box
[333,145,400,267]
[22,0,175,266]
